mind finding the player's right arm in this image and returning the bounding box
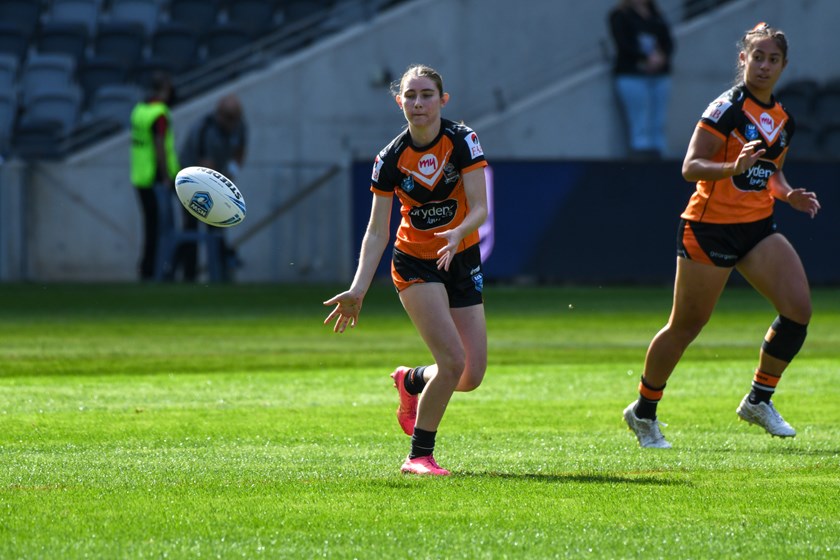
[682,126,765,182]
[323,193,392,333]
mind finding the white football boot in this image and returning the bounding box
[736,394,796,437]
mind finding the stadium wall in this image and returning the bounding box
[0,0,837,282]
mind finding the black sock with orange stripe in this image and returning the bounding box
[634,376,665,420]
[404,366,428,395]
[749,369,781,404]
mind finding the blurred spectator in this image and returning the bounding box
[608,0,674,159]
[176,94,248,281]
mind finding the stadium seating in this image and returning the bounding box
[48,0,101,38]
[787,123,820,161]
[149,22,200,73]
[0,0,43,41]
[19,85,83,136]
[0,24,31,64]
[88,83,143,127]
[0,89,16,154]
[227,0,280,38]
[167,0,221,35]
[1,0,410,159]
[93,21,146,71]
[776,79,820,127]
[818,124,840,161]
[202,23,253,61]
[19,53,77,105]
[131,57,176,89]
[35,22,90,61]
[0,53,18,89]
[812,82,840,128]
[109,0,162,35]
[78,56,128,107]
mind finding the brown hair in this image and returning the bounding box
[736,22,788,80]
[390,64,444,97]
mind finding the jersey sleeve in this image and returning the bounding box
[453,126,488,175]
[370,150,394,196]
[697,94,738,141]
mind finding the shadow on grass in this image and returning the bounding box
[380,471,689,486]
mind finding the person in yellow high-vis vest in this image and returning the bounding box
[130,72,180,281]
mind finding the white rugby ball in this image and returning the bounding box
[174,166,246,227]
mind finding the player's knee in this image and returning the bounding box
[667,319,706,345]
[781,298,811,326]
[762,315,808,363]
[458,364,486,392]
[436,353,466,385]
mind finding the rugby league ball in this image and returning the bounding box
[174,166,246,227]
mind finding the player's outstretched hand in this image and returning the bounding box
[323,291,363,333]
[787,188,821,218]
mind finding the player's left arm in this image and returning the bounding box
[769,153,821,218]
[434,167,488,271]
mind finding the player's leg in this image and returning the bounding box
[397,282,464,475]
[136,187,158,281]
[644,257,732,388]
[451,303,487,392]
[733,234,809,437]
[625,257,730,448]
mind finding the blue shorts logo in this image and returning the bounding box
[472,272,483,293]
[189,191,213,218]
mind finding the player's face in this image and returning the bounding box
[398,76,446,128]
[741,37,787,96]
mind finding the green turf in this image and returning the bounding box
[1,283,838,559]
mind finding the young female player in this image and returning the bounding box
[623,23,821,448]
[324,65,489,475]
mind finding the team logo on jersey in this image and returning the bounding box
[401,175,415,192]
[465,131,484,159]
[745,124,759,141]
[417,154,439,175]
[443,162,459,184]
[702,99,732,123]
[746,111,786,143]
[371,155,384,182]
[401,148,452,188]
[408,199,457,230]
[780,129,787,148]
[733,160,777,192]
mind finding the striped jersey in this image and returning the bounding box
[371,118,488,260]
[682,84,795,223]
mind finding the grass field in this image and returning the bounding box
[1,283,838,559]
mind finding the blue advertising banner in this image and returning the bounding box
[351,160,839,285]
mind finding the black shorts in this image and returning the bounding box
[391,244,484,308]
[677,216,777,267]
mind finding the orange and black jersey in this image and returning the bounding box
[682,84,795,224]
[370,118,488,260]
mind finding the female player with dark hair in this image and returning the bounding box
[623,23,821,448]
[324,65,488,475]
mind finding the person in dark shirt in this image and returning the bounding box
[176,94,247,281]
[608,0,674,159]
